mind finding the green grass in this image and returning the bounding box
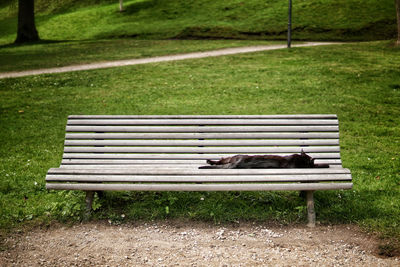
[0,39,280,72]
[1,41,399,246]
[0,0,397,45]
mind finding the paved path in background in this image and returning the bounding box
[0,42,340,79]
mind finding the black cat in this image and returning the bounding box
[199,150,329,169]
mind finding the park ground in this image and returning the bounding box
[1,220,400,266]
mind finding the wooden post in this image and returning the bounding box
[396,0,400,46]
[287,0,292,48]
[306,190,316,227]
[119,0,124,12]
[85,191,94,219]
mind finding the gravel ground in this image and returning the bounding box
[1,220,398,266]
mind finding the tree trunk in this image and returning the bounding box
[15,0,39,44]
[396,0,400,45]
[119,0,124,12]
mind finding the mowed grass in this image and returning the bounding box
[0,39,281,72]
[0,41,400,246]
[0,0,397,45]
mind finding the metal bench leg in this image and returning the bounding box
[306,190,316,228]
[96,191,104,199]
[84,191,94,220]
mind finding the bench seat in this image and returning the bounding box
[46,115,352,227]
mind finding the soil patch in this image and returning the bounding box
[1,220,398,266]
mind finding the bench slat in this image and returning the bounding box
[48,167,350,175]
[66,126,339,133]
[61,159,342,165]
[59,164,343,169]
[46,182,353,191]
[67,119,338,126]
[64,146,340,153]
[69,115,338,119]
[46,174,352,182]
[64,139,339,147]
[62,152,342,159]
[65,132,340,139]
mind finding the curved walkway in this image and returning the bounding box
[0,42,340,79]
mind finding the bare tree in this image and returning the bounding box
[15,0,39,43]
[396,0,400,45]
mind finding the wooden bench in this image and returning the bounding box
[46,115,352,227]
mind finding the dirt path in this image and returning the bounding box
[1,220,398,266]
[0,42,340,79]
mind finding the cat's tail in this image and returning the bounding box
[199,165,220,169]
[198,159,221,168]
[206,159,219,165]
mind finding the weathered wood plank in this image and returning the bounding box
[66,125,340,133]
[62,152,342,160]
[46,182,353,191]
[59,164,203,169]
[63,146,340,153]
[67,119,338,126]
[64,139,339,147]
[59,164,342,170]
[46,174,352,182]
[61,158,342,165]
[47,167,351,175]
[61,159,207,164]
[68,115,338,119]
[65,132,340,140]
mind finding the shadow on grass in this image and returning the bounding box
[123,0,158,15]
[0,39,74,49]
[316,189,400,229]
[89,188,400,230]
[94,191,314,225]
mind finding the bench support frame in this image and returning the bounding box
[85,191,94,219]
[83,189,318,227]
[306,190,316,227]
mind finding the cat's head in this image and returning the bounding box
[300,149,315,167]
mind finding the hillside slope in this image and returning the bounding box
[0,0,397,44]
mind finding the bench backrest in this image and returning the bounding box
[61,115,342,168]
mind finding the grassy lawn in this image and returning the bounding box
[0,0,397,45]
[1,41,399,250]
[0,39,281,72]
